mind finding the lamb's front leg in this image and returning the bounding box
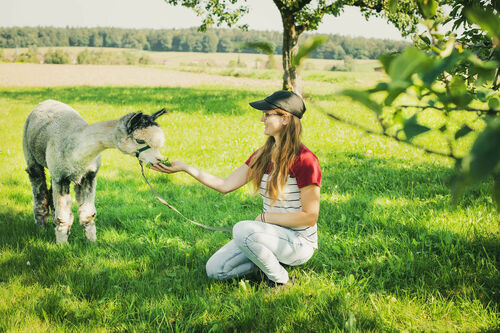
[52,178,74,244]
[75,171,97,242]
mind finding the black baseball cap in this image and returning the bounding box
[249,90,306,119]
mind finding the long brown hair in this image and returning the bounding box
[247,110,303,204]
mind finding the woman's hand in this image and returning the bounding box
[150,160,186,174]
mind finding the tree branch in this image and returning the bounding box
[296,24,306,35]
[272,0,284,10]
[351,0,384,13]
[326,113,457,160]
[398,104,500,114]
[493,66,500,90]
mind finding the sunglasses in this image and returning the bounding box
[263,112,283,119]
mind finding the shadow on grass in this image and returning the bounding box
[0,152,498,330]
[312,152,499,307]
[0,86,264,116]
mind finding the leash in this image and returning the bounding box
[139,161,232,233]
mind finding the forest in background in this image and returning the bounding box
[0,26,409,60]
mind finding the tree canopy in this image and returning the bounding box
[163,0,421,93]
[0,26,409,60]
[335,0,500,209]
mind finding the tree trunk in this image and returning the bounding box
[281,14,302,95]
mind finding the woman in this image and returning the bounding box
[151,90,321,285]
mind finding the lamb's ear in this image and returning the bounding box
[126,112,143,134]
[151,108,166,120]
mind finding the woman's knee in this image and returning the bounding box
[232,220,257,246]
[205,255,222,279]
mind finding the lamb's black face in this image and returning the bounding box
[126,108,166,135]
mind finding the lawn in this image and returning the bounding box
[0,83,498,331]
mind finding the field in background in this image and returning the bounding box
[1,46,379,71]
[0,60,498,331]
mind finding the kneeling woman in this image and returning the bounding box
[151,90,321,285]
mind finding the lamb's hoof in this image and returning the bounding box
[84,224,97,242]
[35,216,50,229]
[55,226,70,245]
[35,222,48,230]
[55,231,69,244]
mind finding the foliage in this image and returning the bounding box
[344,55,355,72]
[0,26,410,60]
[165,0,249,31]
[337,1,500,209]
[162,0,421,93]
[240,40,277,69]
[43,49,71,64]
[0,85,498,331]
[13,46,39,63]
[138,54,153,65]
[292,36,328,69]
[76,49,152,66]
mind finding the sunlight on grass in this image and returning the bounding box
[0,82,498,331]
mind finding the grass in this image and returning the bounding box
[160,66,383,87]
[0,83,499,332]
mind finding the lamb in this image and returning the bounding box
[23,99,167,244]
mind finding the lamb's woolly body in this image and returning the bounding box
[23,99,166,244]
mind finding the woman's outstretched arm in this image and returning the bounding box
[151,161,249,195]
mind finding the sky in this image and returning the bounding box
[0,0,408,40]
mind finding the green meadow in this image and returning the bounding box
[0,81,499,331]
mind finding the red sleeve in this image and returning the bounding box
[245,150,258,165]
[291,149,322,188]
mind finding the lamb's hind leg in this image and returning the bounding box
[52,178,74,244]
[75,171,98,242]
[26,164,51,227]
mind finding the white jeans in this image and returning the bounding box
[206,220,315,284]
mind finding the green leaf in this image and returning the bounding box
[476,89,490,102]
[468,56,499,84]
[240,40,274,55]
[162,157,172,167]
[387,0,398,14]
[379,53,397,72]
[448,76,472,107]
[340,89,382,115]
[387,48,433,82]
[417,0,437,19]
[384,80,411,105]
[455,124,473,139]
[421,50,465,87]
[403,114,431,140]
[368,82,389,93]
[292,36,327,68]
[488,96,500,110]
[449,76,467,96]
[459,117,500,184]
[465,7,500,44]
[419,34,431,45]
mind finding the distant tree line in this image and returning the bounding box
[0,26,409,60]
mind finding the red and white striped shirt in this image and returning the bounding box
[246,144,321,248]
